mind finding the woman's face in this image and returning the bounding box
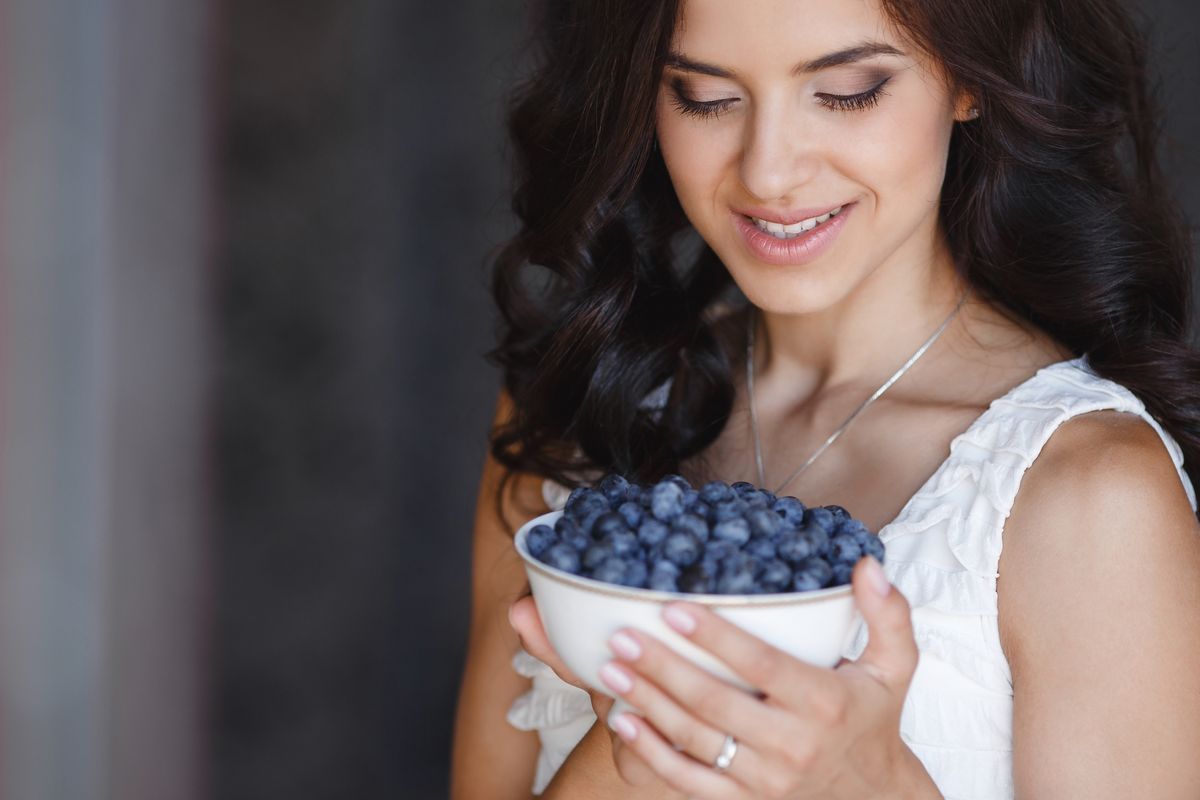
[656,0,969,314]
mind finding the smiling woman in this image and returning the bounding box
[451,0,1200,797]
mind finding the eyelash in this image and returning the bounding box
[669,78,892,120]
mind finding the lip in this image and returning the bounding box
[733,202,854,267]
[734,203,847,226]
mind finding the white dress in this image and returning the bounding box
[506,356,1198,798]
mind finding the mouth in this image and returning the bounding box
[743,206,845,240]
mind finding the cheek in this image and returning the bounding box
[656,106,735,218]
[849,98,954,207]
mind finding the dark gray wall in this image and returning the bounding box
[215,3,1200,800]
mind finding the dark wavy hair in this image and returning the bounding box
[485,0,1200,522]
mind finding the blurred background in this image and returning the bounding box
[0,1,1195,799]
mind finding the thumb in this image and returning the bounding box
[852,556,918,693]
[507,594,585,688]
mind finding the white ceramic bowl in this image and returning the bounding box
[515,509,859,721]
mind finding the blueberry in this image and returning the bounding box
[650,481,686,522]
[730,481,757,498]
[682,488,700,509]
[772,496,806,526]
[625,483,644,505]
[791,570,825,592]
[716,553,759,594]
[616,500,644,529]
[746,507,783,538]
[591,557,629,585]
[688,500,712,523]
[797,518,831,556]
[713,498,748,522]
[796,556,833,587]
[525,524,557,558]
[565,488,608,520]
[744,535,777,561]
[540,543,582,574]
[828,533,863,564]
[620,560,649,588]
[662,473,693,492]
[582,541,615,570]
[703,539,738,563]
[553,516,589,551]
[699,480,734,505]
[860,535,886,563]
[636,517,670,548]
[824,504,850,524]
[758,489,778,506]
[743,491,770,509]
[564,485,591,509]
[803,506,836,535]
[598,474,632,504]
[760,558,792,590]
[679,562,716,594]
[837,518,869,537]
[592,511,632,541]
[662,531,702,567]
[830,562,855,587]
[672,512,709,542]
[776,528,822,564]
[712,517,751,546]
[602,529,640,558]
[580,509,608,538]
[648,561,681,593]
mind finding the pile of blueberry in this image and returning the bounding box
[523,473,885,595]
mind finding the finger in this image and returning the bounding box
[610,733,664,788]
[610,712,743,800]
[598,658,775,788]
[507,595,585,688]
[852,556,919,694]
[659,601,840,708]
[605,628,800,756]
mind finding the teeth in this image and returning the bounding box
[752,206,843,239]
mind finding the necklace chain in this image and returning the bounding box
[747,292,968,496]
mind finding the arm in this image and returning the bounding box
[449,388,548,799]
[451,388,686,799]
[1000,410,1200,798]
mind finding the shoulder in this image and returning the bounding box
[997,414,1200,794]
[998,407,1200,664]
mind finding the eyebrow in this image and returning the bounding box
[664,42,905,79]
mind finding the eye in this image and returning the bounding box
[668,87,739,120]
[815,77,892,112]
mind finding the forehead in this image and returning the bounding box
[671,0,904,71]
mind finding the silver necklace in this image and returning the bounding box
[746,292,968,496]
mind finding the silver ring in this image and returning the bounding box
[713,734,738,773]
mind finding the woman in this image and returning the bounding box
[451,0,1200,797]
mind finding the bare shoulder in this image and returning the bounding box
[998,409,1200,796]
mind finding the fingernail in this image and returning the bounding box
[599,661,634,694]
[663,604,696,634]
[612,712,638,741]
[864,556,890,598]
[609,631,642,660]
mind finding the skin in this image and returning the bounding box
[453,0,1200,796]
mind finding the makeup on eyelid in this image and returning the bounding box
[666,74,895,119]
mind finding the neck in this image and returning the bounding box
[751,240,969,400]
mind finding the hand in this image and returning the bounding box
[508,594,670,788]
[596,557,925,799]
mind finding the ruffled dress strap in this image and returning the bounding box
[841,356,1195,800]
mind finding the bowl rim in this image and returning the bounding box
[516,509,854,607]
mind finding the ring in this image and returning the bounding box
[712,733,738,773]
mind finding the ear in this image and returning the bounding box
[953,89,981,123]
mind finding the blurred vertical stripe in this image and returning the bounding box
[0,0,213,798]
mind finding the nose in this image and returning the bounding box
[738,104,821,203]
